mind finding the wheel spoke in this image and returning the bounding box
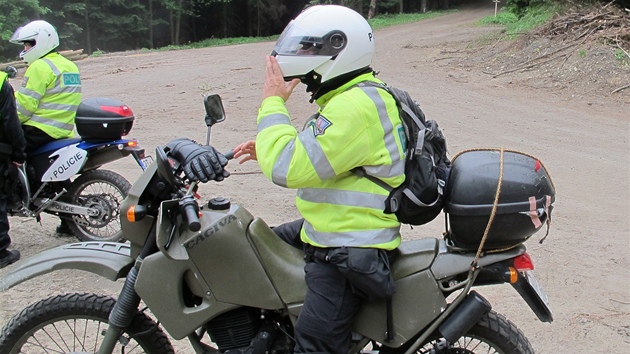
[43,324,70,352]
[73,180,126,241]
[25,334,65,353]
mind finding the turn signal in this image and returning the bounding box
[513,253,535,271]
[126,205,147,222]
[127,140,138,147]
[508,267,518,283]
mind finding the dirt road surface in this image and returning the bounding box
[1,1,628,353]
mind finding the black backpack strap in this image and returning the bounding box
[351,166,393,192]
[348,81,400,199]
[347,80,407,214]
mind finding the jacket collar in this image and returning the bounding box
[315,72,382,106]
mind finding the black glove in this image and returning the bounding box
[165,138,230,183]
[5,66,17,79]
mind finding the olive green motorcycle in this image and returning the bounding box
[0,94,555,354]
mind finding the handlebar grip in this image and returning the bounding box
[184,204,201,232]
[180,196,201,232]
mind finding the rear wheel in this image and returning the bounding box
[383,311,534,354]
[0,293,174,354]
[66,169,131,242]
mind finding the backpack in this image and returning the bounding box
[353,81,451,225]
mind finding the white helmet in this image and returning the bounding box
[272,5,374,84]
[10,20,60,65]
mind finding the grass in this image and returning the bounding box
[156,35,279,52]
[368,10,454,30]
[478,3,563,39]
[615,48,629,64]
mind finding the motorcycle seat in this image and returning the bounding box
[30,138,83,156]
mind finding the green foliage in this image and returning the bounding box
[479,11,518,26]
[157,35,277,51]
[480,1,563,38]
[368,11,452,30]
[504,0,550,19]
[615,48,629,64]
[0,0,51,61]
[378,0,402,14]
[579,49,587,57]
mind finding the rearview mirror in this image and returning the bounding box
[204,94,226,127]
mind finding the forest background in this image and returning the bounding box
[1,0,627,63]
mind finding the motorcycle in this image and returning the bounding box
[8,95,151,242]
[0,94,555,353]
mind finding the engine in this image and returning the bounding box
[203,307,294,353]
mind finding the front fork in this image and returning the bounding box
[98,266,142,354]
[98,226,158,354]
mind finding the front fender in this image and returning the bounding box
[0,242,133,291]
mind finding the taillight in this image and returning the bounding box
[513,253,535,272]
[100,104,133,117]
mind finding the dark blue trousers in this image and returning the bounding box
[0,190,10,252]
[273,219,364,354]
[294,259,363,354]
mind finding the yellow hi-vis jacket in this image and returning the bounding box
[16,52,82,139]
[256,73,406,251]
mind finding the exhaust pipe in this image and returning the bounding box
[439,291,492,343]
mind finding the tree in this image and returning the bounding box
[0,0,50,61]
[368,0,377,19]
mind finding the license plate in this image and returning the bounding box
[523,270,553,316]
[140,155,154,170]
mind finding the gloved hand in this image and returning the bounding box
[4,66,17,79]
[165,138,230,183]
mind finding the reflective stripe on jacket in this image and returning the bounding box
[256,73,406,250]
[16,52,82,139]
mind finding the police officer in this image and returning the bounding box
[0,69,27,269]
[234,5,406,353]
[10,20,82,235]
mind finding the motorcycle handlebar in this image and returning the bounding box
[179,196,201,232]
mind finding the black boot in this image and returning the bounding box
[56,220,73,235]
[0,249,20,269]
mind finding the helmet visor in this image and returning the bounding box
[9,27,25,43]
[273,22,346,57]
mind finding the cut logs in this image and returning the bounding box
[1,49,88,70]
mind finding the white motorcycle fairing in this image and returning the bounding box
[41,144,88,182]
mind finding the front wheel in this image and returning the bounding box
[385,311,534,354]
[66,169,131,242]
[0,293,175,354]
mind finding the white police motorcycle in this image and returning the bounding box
[7,96,151,242]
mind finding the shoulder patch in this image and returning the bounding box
[62,73,81,86]
[313,115,332,136]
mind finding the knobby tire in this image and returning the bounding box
[0,292,175,354]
